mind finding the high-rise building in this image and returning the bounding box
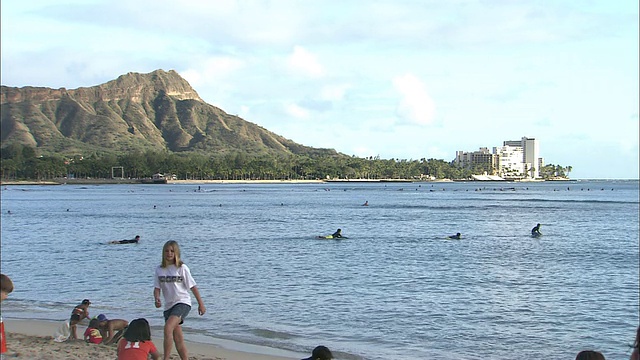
[454,147,499,174]
[493,145,524,178]
[502,137,541,178]
[455,136,543,179]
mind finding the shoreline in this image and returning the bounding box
[0,178,456,185]
[3,318,301,360]
[0,178,599,187]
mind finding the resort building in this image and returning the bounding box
[456,136,544,179]
[493,145,524,179]
[503,137,541,178]
[454,147,499,175]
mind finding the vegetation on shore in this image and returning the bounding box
[1,143,571,182]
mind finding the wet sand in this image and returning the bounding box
[3,318,299,360]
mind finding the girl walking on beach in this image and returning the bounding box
[116,318,160,360]
[153,241,206,360]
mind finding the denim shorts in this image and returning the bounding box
[163,303,191,325]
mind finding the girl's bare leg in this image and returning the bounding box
[173,324,188,359]
[163,316,181,360]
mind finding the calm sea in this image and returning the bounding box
[1,180,638,360]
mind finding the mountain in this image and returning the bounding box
[0,69,339,157]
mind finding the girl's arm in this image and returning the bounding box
[150,346,160,360]
[153,288,162,308]
[190,286,206,315]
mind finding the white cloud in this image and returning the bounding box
[392,73,436,126]
[239,105,250,118]
[284,103,310,119]
[287,46,325,78]
[180,56,245,87]
[320,84,351,101]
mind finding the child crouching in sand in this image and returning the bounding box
[116,318,159,360]
[83,318,103,344]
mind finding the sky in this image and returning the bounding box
[1,1,638,179]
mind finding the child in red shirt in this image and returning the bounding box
[116,318,159,360]
[83,318,103,344]
[1,274,15,355]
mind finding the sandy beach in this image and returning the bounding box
[3,318,299,360]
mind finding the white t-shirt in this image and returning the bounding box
[154,264,197,310]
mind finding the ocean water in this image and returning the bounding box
[0,180,638,360]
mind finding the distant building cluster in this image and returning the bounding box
[455,137,543,180]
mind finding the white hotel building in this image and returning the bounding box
[455,137,543,179]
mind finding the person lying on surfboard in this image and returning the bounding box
[318,229,345,239]
[448,233,461,239]
[109,235,140,244]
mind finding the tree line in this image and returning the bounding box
[0,143,570,181]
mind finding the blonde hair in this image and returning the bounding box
[161,240,184,268]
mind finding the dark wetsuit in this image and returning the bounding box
[119,239,138,244]
[531,225,541,236]
[331,231,342,238]
[116,239,139,244]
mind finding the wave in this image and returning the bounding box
[508,198,638,205]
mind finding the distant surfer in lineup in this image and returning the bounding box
[531,224,542,237]
[109,235,140,244]
[362,201,369,206]
[448,233,461,240]
[317,228,345,239]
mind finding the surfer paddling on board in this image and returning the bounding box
[317,228,345,239]
[109,235,140,244]
[448,233,461,240]
[531,224,542,237]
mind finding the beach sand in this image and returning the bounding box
[3,319,299,360]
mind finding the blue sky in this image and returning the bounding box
[1,1,638,179]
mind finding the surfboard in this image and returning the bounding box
[317,235,348,239]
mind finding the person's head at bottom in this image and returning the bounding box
[575,350,605,360]
[0,273,14,301]
[123,318,152,342]
[303,345,333,360]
